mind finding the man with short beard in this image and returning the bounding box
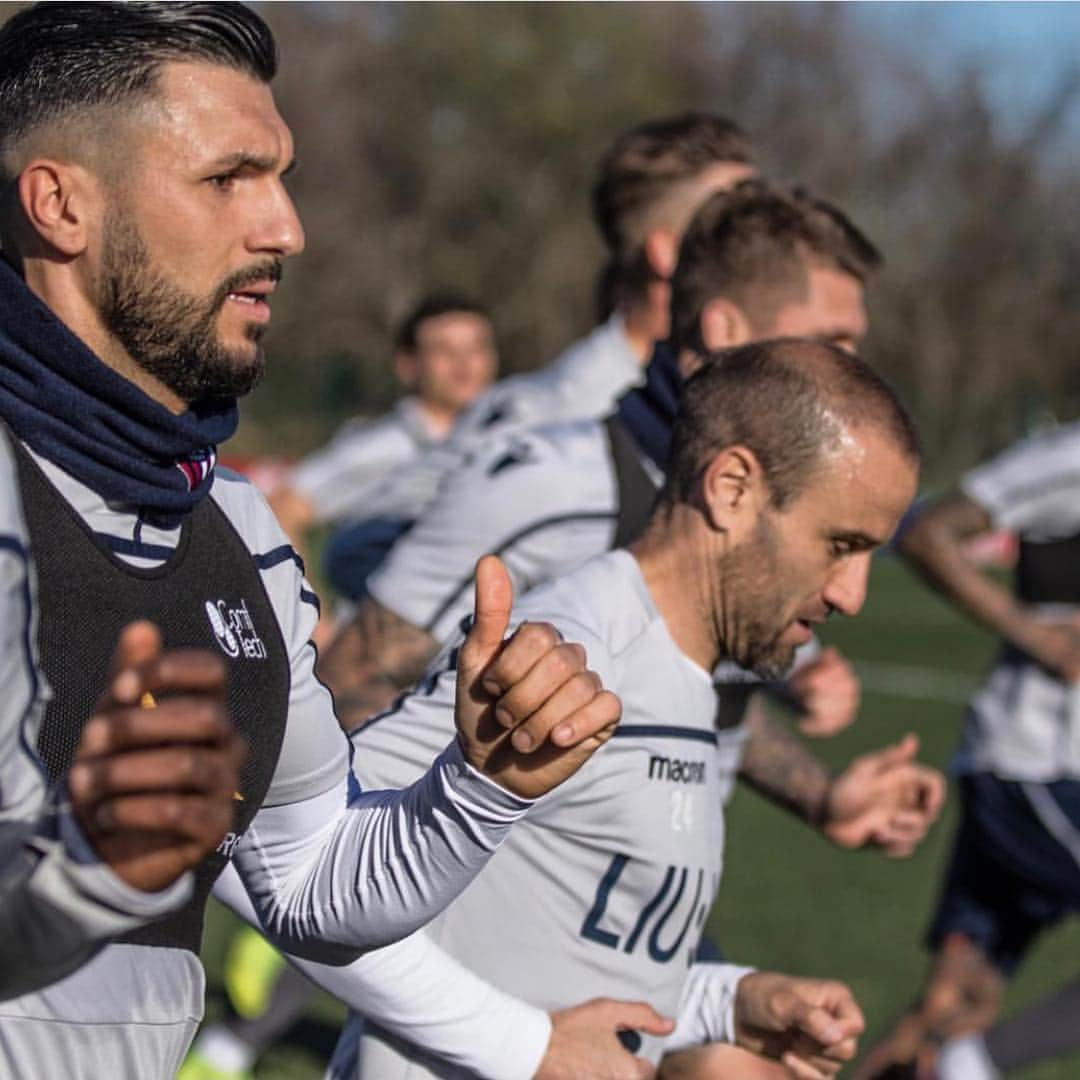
[318,338,925,1078]
[0,4,624,1076]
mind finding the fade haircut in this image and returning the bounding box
[0,2,276,186]
[591,113,753,314]
[661,338,920,512]
[395,292,492,353]
[670,180,882,357]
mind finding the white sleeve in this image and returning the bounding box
[663,962,756,1053]
[369,423,616,642]
[0,457,189,999]
[212,864,551,1080]
[960,423,1080,538]
[204,476,541,964]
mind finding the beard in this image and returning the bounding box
[98,211,280,404]
[717,517,801,680]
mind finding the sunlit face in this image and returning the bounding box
[94,61,303,403]
[766,265,868,354]
[403,312,498,416]
[718,428,917,678]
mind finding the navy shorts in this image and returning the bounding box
[927,772,1080,975]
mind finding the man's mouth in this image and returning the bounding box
[225,282,274,321]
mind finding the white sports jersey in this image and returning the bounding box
[362,316,643,523]
[0,446,534,1079]
[289,397,440,524]
[352,551,746,1072]
[369,417,619,642]
[0,433,191,1000]
[957,421,1080,781]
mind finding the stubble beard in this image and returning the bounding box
[719,518,799,681]
[98,211,276,404]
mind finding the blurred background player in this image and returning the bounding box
[855,420,1080,1078]
[319,112,758,552]
[269,292,497,599]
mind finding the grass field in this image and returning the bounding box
[199,556,1080,1078]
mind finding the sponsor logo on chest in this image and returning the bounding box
[204,597,267,660]
[647,753,707,784]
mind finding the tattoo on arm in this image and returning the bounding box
[317,598,438,734]
[736,694,832,827]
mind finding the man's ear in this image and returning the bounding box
[393,349,419,390]
[643,228,679,281]
[17,159,101,258]
[699,296,753,351]
[700,445,767,536]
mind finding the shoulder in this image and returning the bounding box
[209,468,296,563]
[511,551,653,669]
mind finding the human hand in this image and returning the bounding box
[536,997,674,1079]
[1015,616,1080,683]
[68,621,245,893]
[787,648,861,738]
[734,972,864,1079]
[455,555,621,799]
[822,734,946,857]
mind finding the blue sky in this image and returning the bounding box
[855,3,1080,123]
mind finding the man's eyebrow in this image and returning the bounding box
[207,151,297,175]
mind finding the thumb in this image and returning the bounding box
[460,555,514,672]
[104,620,163,706]
[872,732,919,772]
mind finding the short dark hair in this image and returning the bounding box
[591,113,752,314]
[670,181,882,356]
[662,338,920,511]
[395,292,492,353]
[0,2,276,183]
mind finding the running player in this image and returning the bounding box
[269,292,497,593]
[855,419,1080,1078]
[333,338,928,1076]
[0,4,619,1075]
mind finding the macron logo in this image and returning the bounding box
[205,598,267,660]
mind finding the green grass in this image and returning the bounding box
[200,556,1080,1077]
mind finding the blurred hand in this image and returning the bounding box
[734,972,865,1080]
[1015,616,1080,683]
[456,556,621,798]
[68,621,244,893]
[822,734,946,857]
[787,648,861,738]
[537,998,674,1079]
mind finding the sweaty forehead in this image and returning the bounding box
[134,60,292,167]
[801,427,918,534]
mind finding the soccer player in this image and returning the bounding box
[328,338,927,1076]
[0,450,243,999]
[0,4,619,1075]
[269,292,498,592]
[855,419,1080,1078]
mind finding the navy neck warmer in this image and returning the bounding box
[614,339,682,472]
[0,257,238,527]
